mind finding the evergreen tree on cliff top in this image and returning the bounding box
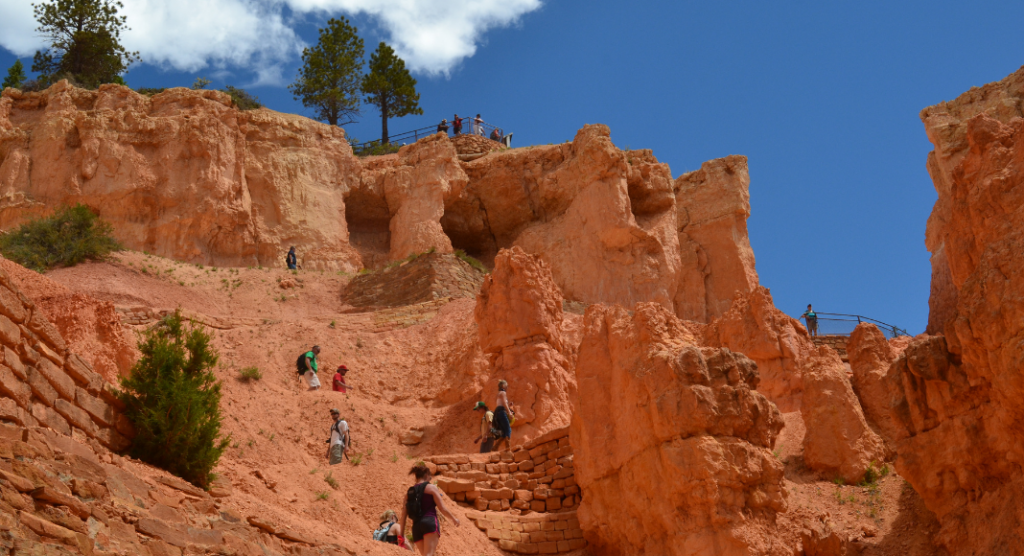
[31,0,139,88]
[2,60,27,90]
[289,17,365,127]
[361,42,423,144]
[119,311,229,488]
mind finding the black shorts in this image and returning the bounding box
[412,515,440,542]
[480,437,495,453]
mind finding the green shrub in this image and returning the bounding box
[239,366,262,381]
[0,204,121,271]
[118,310,230,488]
[454,249,487,272]
[222,86,262,110]
[136,87,166,96]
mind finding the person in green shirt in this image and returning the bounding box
[302,345,322,391]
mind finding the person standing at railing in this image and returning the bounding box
[437,119,449,134]
[490,127,502,142]
[799,304,819,337]
[473,114,484,136]
[452,114,463,135]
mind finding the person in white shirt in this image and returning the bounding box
[326,408,350,465]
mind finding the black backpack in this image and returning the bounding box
[296,353,308,375]
[406,483,428,521]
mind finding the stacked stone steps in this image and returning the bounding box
[422,427,584,554]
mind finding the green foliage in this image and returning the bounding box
[454,249,487,272]
[0,204,121,271]
[118,311,230,488]
[324,472,338,489]
[31,0,139,88]
[351,140,401,157]
[316,491,329,500]
[221,86,262,110]
[350,452,363,465]
[290,17,364,127]
[238,366,262,381]
[360,42,423,144]
[191,77,210,90]
[3,60,27,90]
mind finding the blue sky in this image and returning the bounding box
[3,0,1023,333]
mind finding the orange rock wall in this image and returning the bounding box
[570,302,788,556]
[900,65,1024,554]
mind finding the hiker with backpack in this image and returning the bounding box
[286,246,298,270]
[325,408,350,465]
[373,509,412,550]
[472,401,495,453]
[800,304,819,337]
[492,380,516,453]
[399,465,460,556]
[297,345,321,391]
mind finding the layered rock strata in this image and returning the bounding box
[570,302,788,556]
[898,65,1024,554]
[1,82,761,323]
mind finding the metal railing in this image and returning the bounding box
[352,117,510,152]
[805,312,909,339]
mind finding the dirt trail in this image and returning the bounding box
[12,250,945,555]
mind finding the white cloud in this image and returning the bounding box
[285,0,543,75]
[0,0,542,80]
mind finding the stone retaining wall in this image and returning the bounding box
[423,427,582,554]
[813,334,849,360]
[0,265,132,452]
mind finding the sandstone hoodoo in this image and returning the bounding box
[570,302,788,556]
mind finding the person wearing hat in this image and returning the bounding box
[436,119,449,135]
[472,401,495,453]
[326,408,350,465]
[452,114,462,135]
[332,365,350,393]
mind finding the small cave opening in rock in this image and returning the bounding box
[345,191,391,270]
[440,204,497,271]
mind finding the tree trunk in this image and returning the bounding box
[381,98,389,145]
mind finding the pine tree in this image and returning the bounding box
[31,0,139,88]
[119,311,229,488]
[289,17,365,127]
[361,42,423,144]
[2,60,27,90]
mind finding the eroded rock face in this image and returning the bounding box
[0,82,363,270]
[570,302,788,556]
[703,286,815,412]
[801,347,885,484]
[899,65,1024,554]
[675,155,759,322]
[845,323,902,449]
[475,247,574,440]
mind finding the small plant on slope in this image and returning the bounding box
[0,204,122,271]
[118,310,230,488]
[239,366,262,381]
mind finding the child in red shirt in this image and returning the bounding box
[333,365,349,393]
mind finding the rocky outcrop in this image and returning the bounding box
[897,65,1024,554]
[475,247,575,441]
[570,302,788,556]
[1,83,762,323]
[0,82,363,271]
[675,155,759,322]
[800,347,886,484]
[703,286,815,412]
[845,323,902,449]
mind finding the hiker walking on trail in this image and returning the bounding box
[472,401,495,454]
[492,380,515,453]
[472,114,483,135]
[399,465,460,556]
[800,304,819,337]
[373,510,412,550]
[452,114,462,135]
[333,365,350,393]
[297,345,321,391]
[325,408,350,465]
[436,119,449,135]
[286,246,298,270]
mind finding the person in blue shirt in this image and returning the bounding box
[286,246,298,270]
[800,304,818,337]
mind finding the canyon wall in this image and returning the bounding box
[570,302,788,556]
[1,82,760,322]
[897,65,1024,554]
